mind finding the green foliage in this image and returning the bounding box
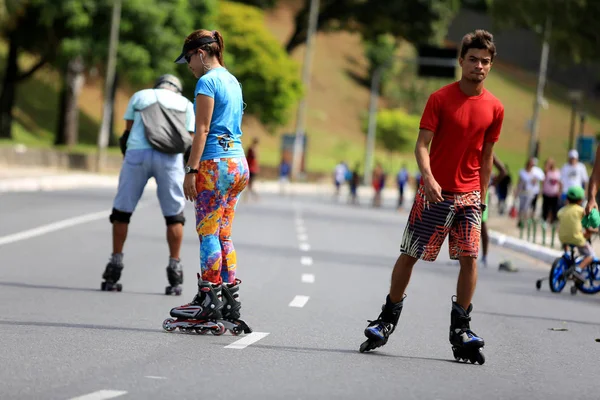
[230,0,277,8]
[488,0,600,64]
[286,0,460,53]
[383,58,454,115]
[363,34,397,84]
[218,1,303,128]
[362,108,421,153]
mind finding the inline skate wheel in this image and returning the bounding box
[116,283,122,292]
[473,348,485,365]
[211,323,226,336]
[101,282,107,291]
[535,280,542,290]
[165,286,172,295]
[359,340,374,353]
[195,328,209,335]
[570,286,578,295]
[162,318,176,332]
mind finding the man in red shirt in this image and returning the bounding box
[360,30,504,365]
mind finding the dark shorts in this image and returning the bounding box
[400,185,482,261]
[542,194,559,222]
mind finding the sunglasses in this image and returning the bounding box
[184,49,199,64]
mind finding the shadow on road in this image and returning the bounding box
[0,319,162,334]
[475,310,600,327]
[250,344,457,364]
[0,281,164,296]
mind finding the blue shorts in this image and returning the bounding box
[113,149,185,217]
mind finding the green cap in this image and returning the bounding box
[582,208,600,229]
[567,185,585,201]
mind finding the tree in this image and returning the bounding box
[363,34,398,85]
[230,0,277,8]
[285,0,460,54]
[55,0,217,146]
[362,108,421,156]
[488,0,600,64]
[217,1,303,128]
[0,0,92,139]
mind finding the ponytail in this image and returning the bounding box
[212,30,225,66]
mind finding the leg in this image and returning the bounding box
[361,186,452,352]
[389,254,418,303]
[219,158,249,284]
[456,256,478,309]
[449,191,482,309]
[112,221,128,254]
[153,151,186,261]
[480,221,489,260]
[195,160,227,284]
[448,191,485,363]
[104,150,150,287]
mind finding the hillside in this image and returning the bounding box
[2,1,600,179]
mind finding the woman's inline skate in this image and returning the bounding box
[449,297,485,365]
[162,275,252,335]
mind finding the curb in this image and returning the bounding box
[489,229,562,264]
[0,174,119,193]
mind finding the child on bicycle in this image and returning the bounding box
[557,186,598,281]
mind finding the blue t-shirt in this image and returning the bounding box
[124,88,195,150]
[194,67,244,160]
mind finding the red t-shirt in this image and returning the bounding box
[419,81,504,193]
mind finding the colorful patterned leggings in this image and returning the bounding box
[195,157,249,284]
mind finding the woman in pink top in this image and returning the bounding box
[542,158,562,224]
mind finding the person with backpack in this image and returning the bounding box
[101,74,195,295]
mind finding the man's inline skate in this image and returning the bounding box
[449,297,485,365]
[219,279,253,335]
[101,260,123,292]
[359,294,404,353]
[165,259,183,296]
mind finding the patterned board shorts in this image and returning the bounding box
[400,185,483,261]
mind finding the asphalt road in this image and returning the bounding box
[0,187,598,400]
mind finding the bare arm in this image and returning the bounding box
[415,129,443,202]
[125,120,133,130]
[490,154,507,186]
[415,129,435,182]
[586,145,600,213]
[186,94,214,169]
[480,142,495,203]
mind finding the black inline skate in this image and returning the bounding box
[220,279,252,336]
[101,261,123,292]
[162,274,226,335]
[165,259,183,296]
[359,294,405,353]
[449,297,485,365]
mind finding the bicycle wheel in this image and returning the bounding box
[549,257,568,293]
[574,261,600,294]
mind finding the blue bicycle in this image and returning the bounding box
[535,244,600,295]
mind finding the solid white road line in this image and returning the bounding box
[299,243,311,252]
[224,332,270,349]
[144,376,168,380]
[0,202,148,247]
[289,295,310,308]
[69,390,128,400]
[300,256,313,266]
[301,273,315,283]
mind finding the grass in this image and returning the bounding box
[1,2,600,181]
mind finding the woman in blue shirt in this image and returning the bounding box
[164,29,252,336]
